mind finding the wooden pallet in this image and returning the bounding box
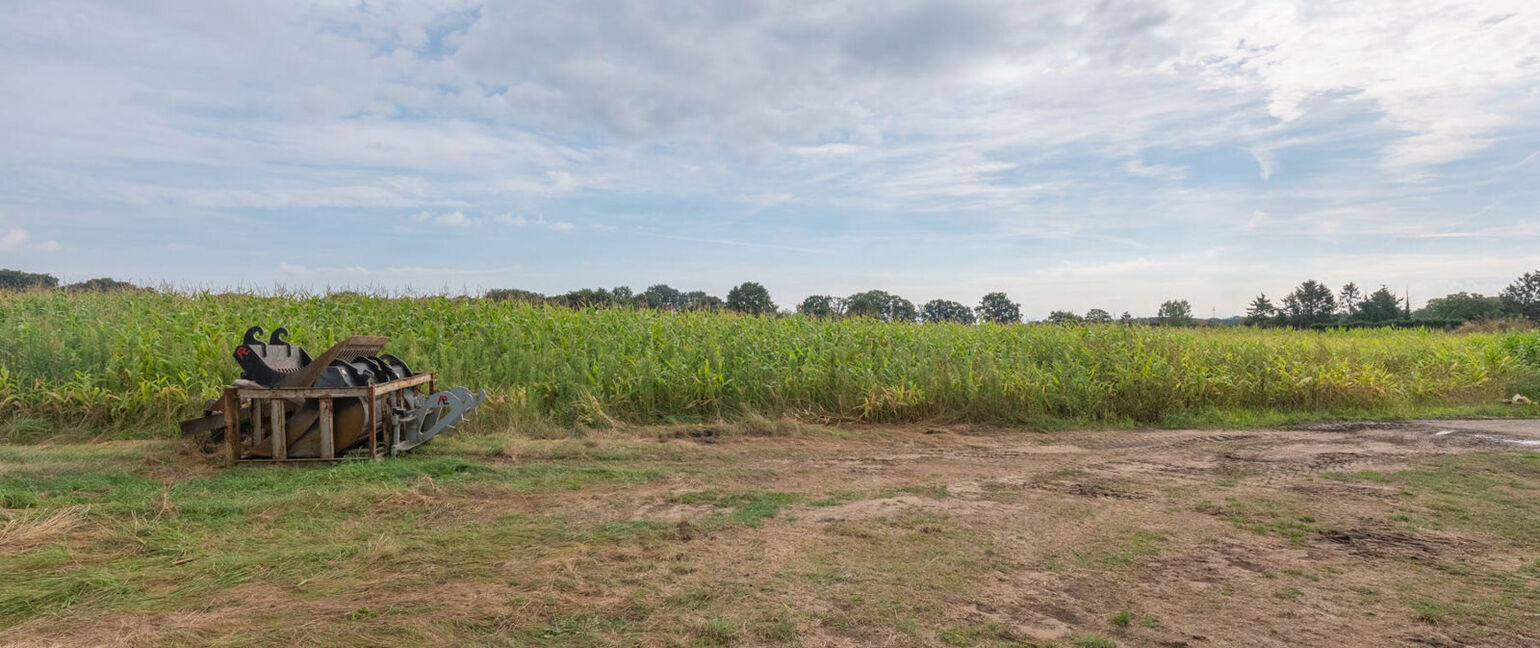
[221,373,435,465]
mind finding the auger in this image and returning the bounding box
[181,326,484,463]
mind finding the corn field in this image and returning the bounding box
[2,291,1537,436]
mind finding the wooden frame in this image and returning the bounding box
[223,373,434,465]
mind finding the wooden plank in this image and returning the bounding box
[235,373,432,399]
[223,389,240,466]
[251,395,264,445]
[270,400,287,461]
[180,412,226,437]
[318,397,334,460]
[374,373,433,395]
[235,457,346,463]
[367,385,379,461]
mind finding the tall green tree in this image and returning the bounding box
[726,282,776,315]
[0,269,58,291]
[1282,280,1336,328]
[974,292,1021,324]
[1046,310,1083,324]
[679,291,722,311]
[1416,292,1502,322]
[1157,299,1194,325]
[554,288,616,308]
[1244,293,1278,326]
[1337,282,1362,319]
[921,299,975,324]
[1356,285,1403,322]
[639,284,682,310]
[1084,308,1112,323]
[1500,270,1540,321]
[797,295,843,319]
[845,290,916,322]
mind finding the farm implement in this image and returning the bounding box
[181,326,484,464]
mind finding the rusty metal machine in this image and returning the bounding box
[181,326,484,464]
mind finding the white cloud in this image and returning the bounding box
[412,210,475,227]
[0,228,59,252]
[0,228,29,251]
[1,1,1536,313]
[495,213,576,231]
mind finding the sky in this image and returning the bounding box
[2,0,1538,317]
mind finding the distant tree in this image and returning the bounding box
[921,299,975,324]
[1500,270,1540,321]
[679,290,723,311]
[1282,280,1336,328]
[639,284,682,310]
[1244,293,1279,326]
[845,290,916,322]
[798,294,843,319]
[0,269,59,291]
[554,288,616,308]
[1337,283,1362,319]
[975,292,1021,324]
[1356,285,1403,322]
[1084,308,1113,323]
[64,277,140,292]
[484,288,546,304]
[1416,292,1503,322]
[610,286,634,303]
[726,282,776,315]
[1046,310,1083,324]
[1157,299,1194,326]
[1119,311,1134,325]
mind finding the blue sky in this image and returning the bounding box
[2,0,1537,317]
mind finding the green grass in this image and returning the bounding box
[0,442,671,631]
[671,490,802,528]
[1328,454,1540,541]
[2,291,1537,438]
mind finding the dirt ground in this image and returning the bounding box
[3,419,1539,647]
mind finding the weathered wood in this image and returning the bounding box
[367,385,379,461]
[233,458,346,463]
[223,389,240,466]
[234,373,432,399]
[251,396,264,445]
[269,400,286,461]
[318,397,334,459]
[180,412,226,437]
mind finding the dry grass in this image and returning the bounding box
[3,421,1540,647]
[0,505,86,555]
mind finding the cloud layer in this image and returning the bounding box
[1,1,1537,314]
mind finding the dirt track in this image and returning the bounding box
[4,419,1538,648]
[616,419,1540,647]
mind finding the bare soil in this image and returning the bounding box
[4,419,1539,647]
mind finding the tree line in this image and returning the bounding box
[1242,271,1540,329]
[487,283,1030,323]
[0,269,141,293]
[7,267,1540,328]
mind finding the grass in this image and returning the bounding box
[670,489,802,528]
[0,442,675,632]
[1327,454,1540,541]
[5,431,1540,646]
[2,291,1538,438]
